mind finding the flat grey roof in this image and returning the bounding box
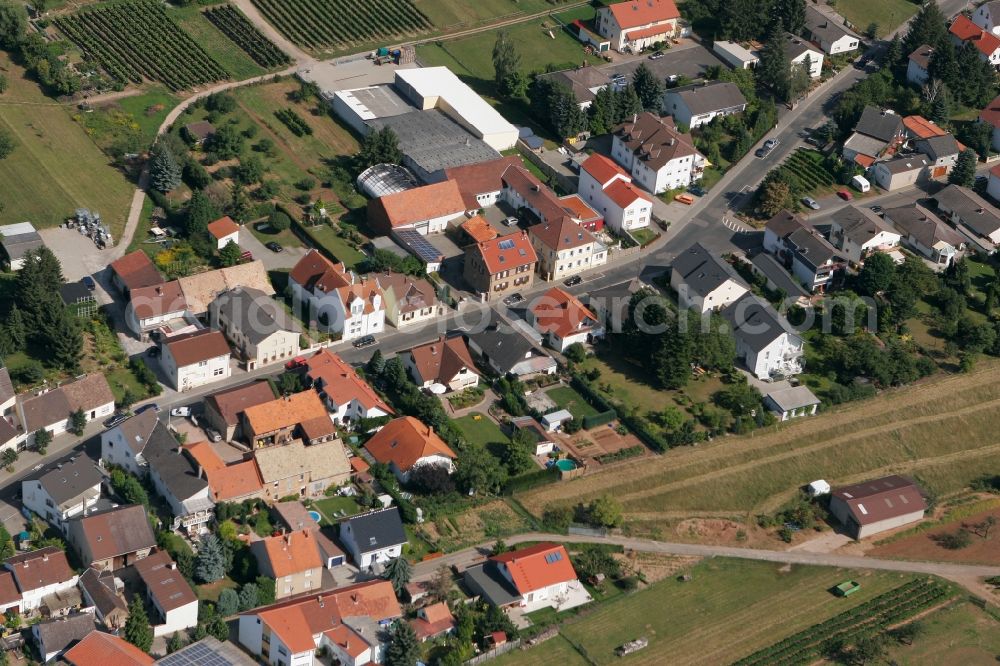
[340,85,413,118]
[766,385,820,411]
[369,109,501,176]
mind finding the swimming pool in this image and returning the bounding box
[309,510,321,522]
[555,459,577,472]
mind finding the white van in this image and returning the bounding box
[851,175,871,193]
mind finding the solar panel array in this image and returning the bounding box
[498,239,515,250]
[544,551,564,564]
[157,641,240,666]
[395,230,444,264]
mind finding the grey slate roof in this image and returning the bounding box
[33,455,102,509]
[884,204,966,248]
[0,368,14,408]
[540,67,611,105]
[59,281,94,306]
[113,409,159,456]
[722,293,800,353]
[78,567,126,619]
[915,134,960,160]
[878,154,929,174]
[342,508,406,554]
[830,206,897,246]
[782,32,820,60]
[369,109,500,176]
[765,385,820,412]
[463,561,521,607]
[464,310,549,374]
[671,242,745,297]
[908,44,934,69]
[855,106,904,142]
[666,81,747,116]
[0,231,44,263]
[804,6,858,44]
[33,612,95,655]
[210,286,299,345]
[750,253,809,299]
[785,227,837,271]
[143,422,209,503]
[933,184,1000,239]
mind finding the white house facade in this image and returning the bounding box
[611,113,705,194]
[577,153,654,233]
[160,329,232,392]
[595,0,681,53]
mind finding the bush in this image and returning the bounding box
[269,210,292,231]
[933,529,973,550]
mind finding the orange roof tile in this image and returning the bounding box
[626,24,674,40]
[411,602,455,641]
[367,180,466,235]
[242,390,332,437]
[205,381,277,427]
[470,231,538,275]
[184,442,263,501]
[324,625,370,658]
[207,216,240,240]
[256,530,322,577]
[557,194,601,222]
[902,115,947,139]
[854,153,876,168]
[603,179,652,209]
[445,156,522,209]
[981,93,1000,128]
[110,251,163,292]
[64,631,154,666]
[491,542,578,594]
[462,215,498,244]
[364,416,456,471]
[305,349,393,415]
[581,153,629,186]
[350,456,370,475]
[405,336,478,386]
[530,287,600,339]
[950,14,1000,57]
[608,0,679,30]
[253,581,402,655]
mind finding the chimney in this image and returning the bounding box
[632,113,637,123]
[168,561,177,570]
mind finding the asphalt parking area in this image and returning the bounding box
[607,42,728,83]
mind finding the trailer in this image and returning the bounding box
[616,637,648,657]
[834,580,861,597]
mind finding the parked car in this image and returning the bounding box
[564,275,583,287]
[170,407,191,418]
[801,197,821,210]
[648,51,665,60]
[103,413,129,429]
[666,74,679,84]
[755,148,767,158]
[837,189,853,201]
[285,356,306,370]
[353,335,377,349]
[265,241,283,253]
[136,403,160,414]
[239,250,253,263]
[205,427,223,443]
[763,138,778,151]
[503,216,519,227]
[689,185,706,197]
[503,293,525,306]
[82,276,96,291]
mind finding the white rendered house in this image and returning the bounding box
[578,153,654,233]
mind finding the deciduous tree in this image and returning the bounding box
[492,30,524,99]
[0,128,15,160]
[357,127,402,171]
[219,240,242,267]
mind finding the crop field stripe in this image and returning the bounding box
[56,0,228,91]
[203,5,290,68]
[249,0,432,49]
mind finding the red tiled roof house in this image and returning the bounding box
[401,336,480,393]
[596,0,681,53]
[289,250,385,341]
[463,543,592,613]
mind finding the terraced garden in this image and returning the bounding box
[56,0,229,91]
[250,0,433,51]
[774,148,837,195]
[203,4,290,68]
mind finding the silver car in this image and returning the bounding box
[801,197,821,210]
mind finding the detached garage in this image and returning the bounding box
[829,475,927,539]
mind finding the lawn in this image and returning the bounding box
[110,87,179,147]
[882,601,1000,664]
[0,54,133,235]
[452,413,510,447]
[504,559,917,666]
[168,4,267,80]
[834,0,918,37]
[312,496,361,524]
[547,386,600,420]
[416,0,557,30]
[416,17,602,84]
[250,221,303,249]
[302,223,365,268]
[520,359,1000,522]
[495,635,588,666]
[78,87,179,156]
[196,577,238,602]
[629,227,658,246]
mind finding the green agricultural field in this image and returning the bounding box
[834,0,918,38]
[520,360,1000,525]
[417,17,602,85]
[503,559,918,666]
[0,55,133,235]
[495,635,588,666]
[168,4,267,80]
[417,0,560,29]
[882,600,1000,664]
[452,413,510,448]
[547,386,601,420]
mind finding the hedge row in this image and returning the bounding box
[582,409,616,430]
[570,375,668,452]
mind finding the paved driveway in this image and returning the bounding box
[608,41,728,82]
[239,227,307,271]
[40,227,118,282]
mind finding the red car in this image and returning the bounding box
[837,190,853,201]
[285,356,306,370]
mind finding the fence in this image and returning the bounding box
[464,639,522,665]
[582,409,616,430]
[568,523,608,537]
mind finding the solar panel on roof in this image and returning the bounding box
[395,230,444,264]
[498,239,515,250]
[157,641,241,666]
